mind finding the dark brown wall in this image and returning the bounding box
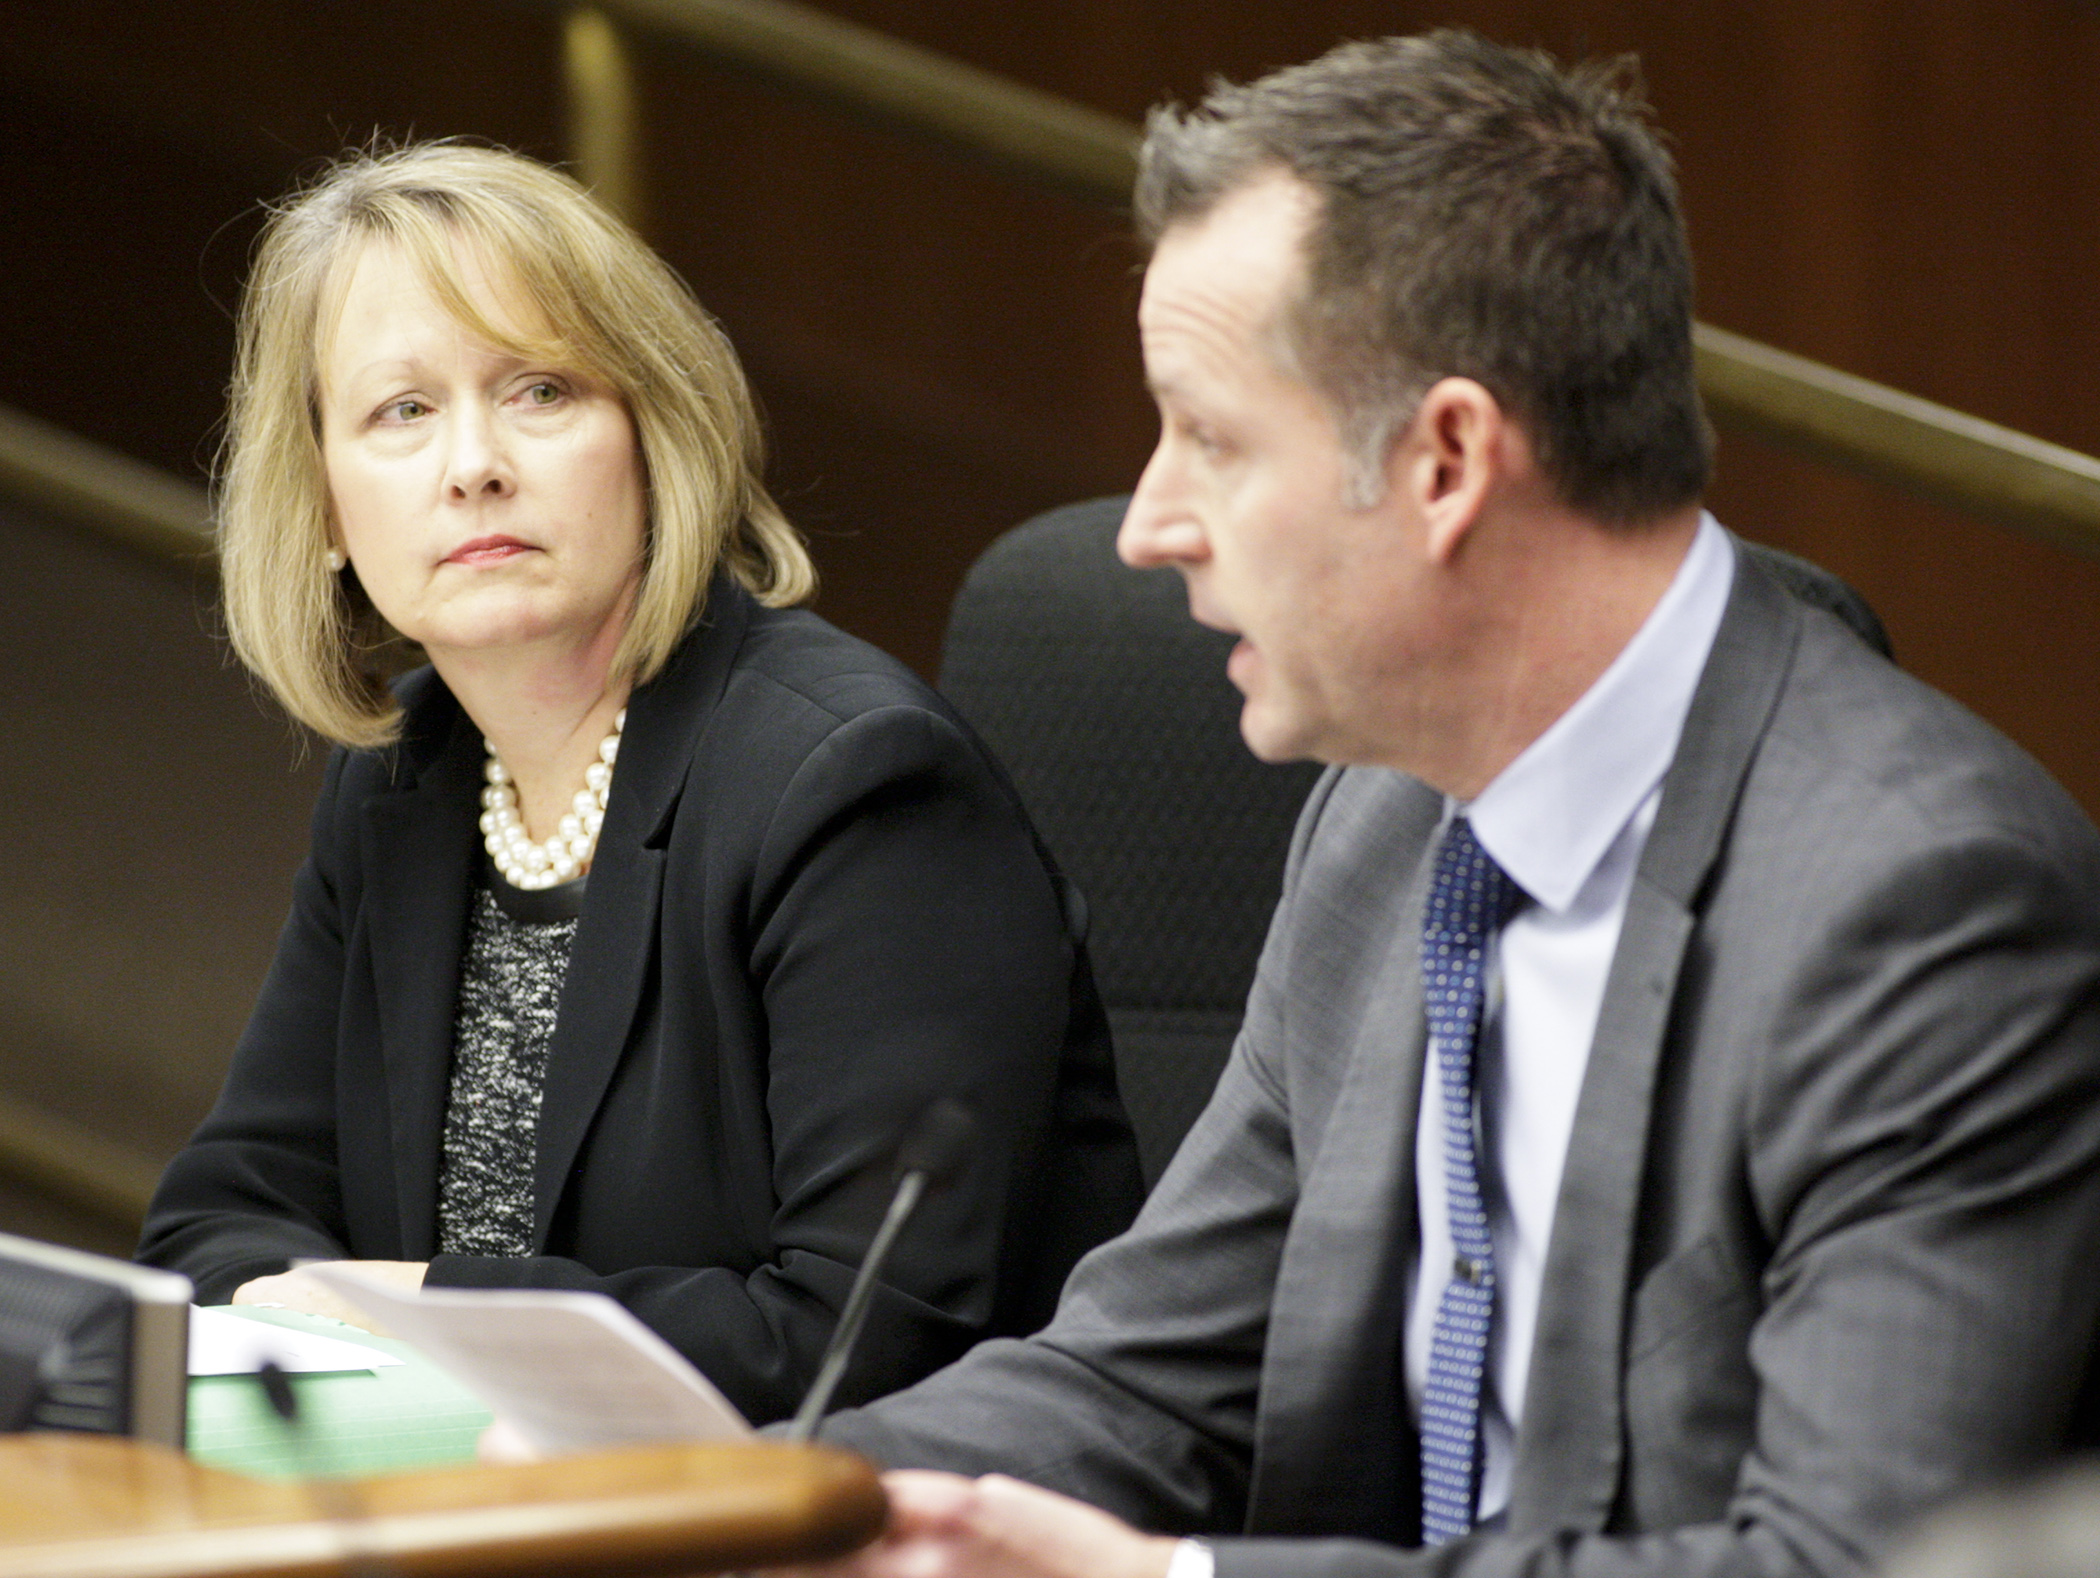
[3,1,2097,809]
[769,0,2100,807]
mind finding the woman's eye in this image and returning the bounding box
[525,380,564,406]
[382,398,430,423]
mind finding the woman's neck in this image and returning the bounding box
[435,643,634,843]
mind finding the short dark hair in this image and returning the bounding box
[1136,30,1712,523]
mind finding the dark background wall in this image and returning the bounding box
[2,0,2097,1249]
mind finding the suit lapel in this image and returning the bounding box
[1247,776,1442,1539]
[531,581,751,1247]
[362,696,481,1260]
[1508,550,1802,1534]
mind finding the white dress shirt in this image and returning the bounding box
[1404,513,1735,1522]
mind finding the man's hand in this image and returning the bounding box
[781,1470,1181,1578]
[230,1260,427,1334]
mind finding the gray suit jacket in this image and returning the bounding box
[821,554,2100,1576]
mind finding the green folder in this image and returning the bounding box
[186,1306,493,1479]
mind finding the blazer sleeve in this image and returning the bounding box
[135,747,360,1298]
[424,699,1106,1423]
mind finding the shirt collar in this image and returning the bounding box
[1462,513,1735,913]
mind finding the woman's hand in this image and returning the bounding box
[230,1260,428,1334]
[772,1471,1180,1578]
[476,1417,544,1464]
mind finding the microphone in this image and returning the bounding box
[786,1098,975,1443]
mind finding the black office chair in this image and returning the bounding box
[940,497,1319,1185]
[939,495,1892,1187]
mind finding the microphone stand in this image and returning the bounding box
[786,1097,974,1445]
[784,1168,928,1444]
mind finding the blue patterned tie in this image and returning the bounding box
[1418,816,1528,1545]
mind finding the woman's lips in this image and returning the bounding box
[445,536,532,566]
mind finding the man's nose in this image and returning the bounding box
[1117,446,1208,569]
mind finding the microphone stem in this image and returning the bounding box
[786,1168,927,1444]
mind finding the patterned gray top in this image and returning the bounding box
[435,887,579,1257]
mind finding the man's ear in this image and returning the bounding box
[1389,377,1507,565]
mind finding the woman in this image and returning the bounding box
[136,143,1139,1424]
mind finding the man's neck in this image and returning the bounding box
[1404,501,1704,801]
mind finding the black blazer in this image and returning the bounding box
[139,578,1142,1422]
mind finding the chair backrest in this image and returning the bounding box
[1738,540,1895,660]
[939,496,1894,1186]
[940,497,1320,1185]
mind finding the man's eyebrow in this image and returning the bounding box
[1143,371,1189,404]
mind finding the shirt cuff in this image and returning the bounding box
[1164,1538,1215,1578]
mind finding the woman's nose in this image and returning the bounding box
[445,408,516,500]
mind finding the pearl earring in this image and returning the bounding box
[325,547,346,573]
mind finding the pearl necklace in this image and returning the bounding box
[479,708,625,890]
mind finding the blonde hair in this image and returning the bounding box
[219,141,815,748]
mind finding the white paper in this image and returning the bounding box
[301,1264,751,1453]
[188,1305,404,1376]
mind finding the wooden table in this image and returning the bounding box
[0,1435,886,1578]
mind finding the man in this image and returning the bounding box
[795,30,2100,1578]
